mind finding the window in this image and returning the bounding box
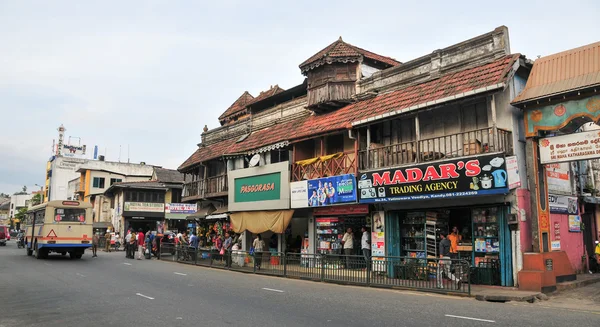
[110,178,122,186]
[92,177,105,188]
[55,208,86,223]
[35,210,45,224]
[171,189,182,203]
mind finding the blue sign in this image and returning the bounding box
[307,174,357,207]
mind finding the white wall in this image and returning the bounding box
[49,157,88,201]
[9,193,33,218]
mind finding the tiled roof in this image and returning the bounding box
[180,54,518,171]
[248,85,285,106]
[300,37,401,72]
[154,168,184,183]
[218,91,254,121]
[512,41,600,104]
[179,137,237,171]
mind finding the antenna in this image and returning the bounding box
[119,145,122,162]
[127,144,130,163]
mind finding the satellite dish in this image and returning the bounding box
[249,154,261,167]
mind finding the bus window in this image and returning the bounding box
[35,211,45,224]
[55,208,86,223]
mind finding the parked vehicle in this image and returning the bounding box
[0,225,8,246]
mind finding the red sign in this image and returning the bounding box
[313,204,369,216]
[554,222,561,240]
[46,229,57,238]
[62,201,79,206]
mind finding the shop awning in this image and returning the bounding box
[185,205,216,220]
[206,205,229,220]
[93,222,113,229]
[230,210,294,234]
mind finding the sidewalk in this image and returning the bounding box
[473,274,600,303]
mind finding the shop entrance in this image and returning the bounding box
[315,216,369,255]
[284,217,309,253]
[126,220,155,233]
[387,205,512,286]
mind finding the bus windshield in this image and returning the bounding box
[55,208,86,223]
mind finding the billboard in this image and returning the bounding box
[290,174,357,208]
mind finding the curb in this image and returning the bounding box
[555,276,600,292]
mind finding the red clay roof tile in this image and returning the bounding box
[181,55,518,171]
[300,37,401,71]
[218,91,254,121]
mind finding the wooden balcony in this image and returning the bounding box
[292,151,357,181]
[359,127,513,170]
[182,174,228,201]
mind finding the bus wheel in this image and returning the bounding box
[26,247,33,256]
[34,244,44,259]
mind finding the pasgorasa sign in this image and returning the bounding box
[358,154,509,203]
[234,172,281,203]
[539,130,600,164]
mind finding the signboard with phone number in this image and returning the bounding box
[358,154,509,203]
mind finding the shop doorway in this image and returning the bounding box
[284,218,309,253]
[126,220,155,233]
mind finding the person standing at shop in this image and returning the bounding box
[437,232,461,289]
[361,227,371,271]
[342,228,354,269]
[104,229,112,253]
[136,229,145,260]
[223,232,233,268]
[128,230,137,259]
[253,234,265,270]
[447,226,462,259]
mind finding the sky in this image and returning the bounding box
[0,0,599,195]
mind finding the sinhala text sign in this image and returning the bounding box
[538,130,600,164]
[358,154,509,203]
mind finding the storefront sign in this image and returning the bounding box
[124,202,164,213]
[358,154,509,203]
[290,181,308,209]
[505,156,521,189]
[313,204,369,216]
[228,161,291,212]
[538,130,600,164]
[290,174,357,208]
[165,203,197,219]
[371,211,385,257]
[568,215,581,232]
[548,195,578,214]
[546,163,572,194]
[62,144,87,158]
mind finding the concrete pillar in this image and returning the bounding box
[525,138,550,252]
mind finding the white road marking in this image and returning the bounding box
[136,293,154,300]
[262,288,285,293]
[43,263,52,266]
[123,262,132,266]
[176,317,183,320]
[174,272,187,276]
[445,314,495,323]
[75,273,86,277]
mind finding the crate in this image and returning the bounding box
[463,139,482,155]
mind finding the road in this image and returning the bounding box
[0,241,599,327]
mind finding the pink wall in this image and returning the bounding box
[550,213,585,272]
[517,189,532,252]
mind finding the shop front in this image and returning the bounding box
[291,173,364,255]
[165,203,198,235]
[358,153,515,286]
[228,161,293,253]
[123,201,165,233]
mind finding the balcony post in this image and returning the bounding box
[355,131,359,175]
[490,95,498,151]
[415,114,421,163]
[366,127,371,169]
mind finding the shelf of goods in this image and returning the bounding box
[401,211,448,258]
[472,207,499,267]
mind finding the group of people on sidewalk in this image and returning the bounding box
[124,229,154,260]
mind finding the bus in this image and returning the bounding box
[25,200,93,259]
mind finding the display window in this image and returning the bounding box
[315,216,369,255]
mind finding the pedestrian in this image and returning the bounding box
[253,234,264,270]
[137,229,145,260]
[110,232,117,251]
[437,232,461,289]
[447,226,462,259]
[129,230,137,259]
[342,228,354,268]
[104,229,112,252]
[92,232,99,258]
[595,240,600,265]
[223,232,233,268]
[125,230,132,258]
[361,227,371,271]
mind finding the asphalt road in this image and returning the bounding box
[1,241,599,327]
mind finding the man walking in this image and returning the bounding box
[104,229,112,252]
[92,232,99,258]
[437,232,461,289]
[342,228,354,268]
[361,227,371,271]
[136,229,145,260]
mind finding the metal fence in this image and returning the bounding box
[158,248,470,295]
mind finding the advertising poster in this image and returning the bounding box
[307,174,357,207]
[358,154,508,203]
[505,156,521,189]
[546,163,572,194]
[568,215,581,232]
[549,195,578,214]
[290,181,308,208]
[371,211,386,272]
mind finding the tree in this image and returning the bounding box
[0,192,9,198]
[22,185,27,193]
[31,193,42,206]
[13,207,28,230]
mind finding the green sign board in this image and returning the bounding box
[234,172,281,203]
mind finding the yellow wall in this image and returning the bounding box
[83,170,91,202]
[165,189,172,203]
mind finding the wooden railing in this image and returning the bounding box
[182,174,228,199]
[359,127,513,170]
[292,151,357,181]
